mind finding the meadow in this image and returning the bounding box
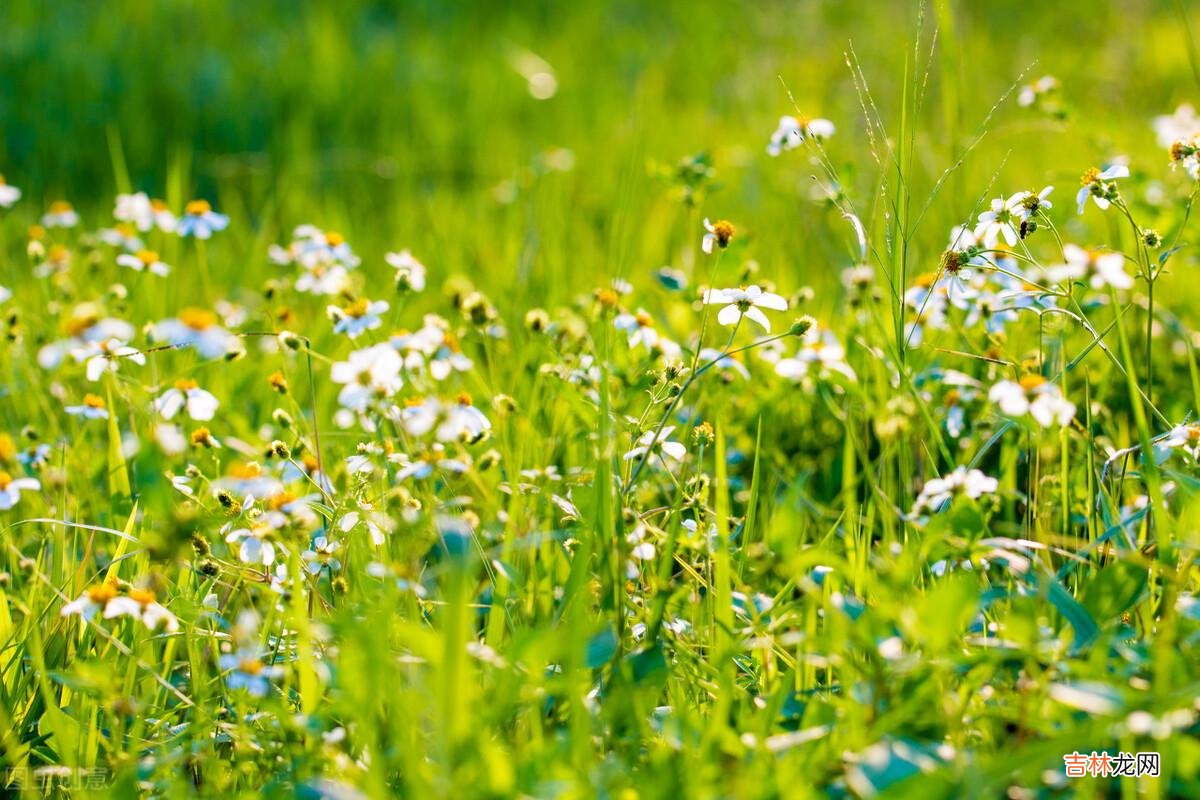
[3,0,1200,796]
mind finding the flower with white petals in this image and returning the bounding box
[989,375,1075,427]
[386,250,427,292]
[701,218,735,254]
[0,471,39,510]
[116,249,170,276]
[154,308,238,358]
[767,115,835,156]
[1154,104,1200,148]
[912,467,998,515]
[974,193,1025,247]
[65,394,110,420]
[0,175,21,208]
[102,588,179,632]
[154,379,219,421]
[1046,244,1133,290]
[301,536,342,575]
[1076,165,1129,214]
[73,337,146,382]
[614,309,661,352]
[703,285,788,332]
[623,426,686,467]
[330,344,404,410]
[177,199,229,239]
[42,200,79,228]
[329,298,389,339]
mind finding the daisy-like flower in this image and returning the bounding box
[295,263,351,296]
[698,347,749,379]
[386,250,427,292]
[66,393,110,420]
[0,470,39,510]
[61,581,120,621]
[1018,75,1059,108]
[117,249,170,276]
[1011,186,1054,222]
[177,199,229,239]
[774,325,856,382]
[0,174,21,208]
[102,587,179,632]
[219,649,284,696]
[154,308,237,358]
[114,192,156,231]
[703,285,788,332]
[329,298,389,339]
[392,444,471,482]
[1157,423,1200,461]
[154,378,219,421]
[989,375,1076,427]
[1046,244,1133,290]
[226,520,280,567]
[974,193,1026,247]
[41,200,80,228]
[401,394,492,443]
[623,426,686,467]
[614,309,661,352]
[74,337,146,382]
[766,115,835,156]
[301,535,342,575]
[1076,165,1129,214]
[1154,104,1200,148]
[912,467,998,515]
[701,218,735,254]
[213,462,284,499]
[98,223,145,251]
[330,344,404,410]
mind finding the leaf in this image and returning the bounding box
[106,385,131,502]
[1081,560,1149,623]
[585,626,618,669]
[38,704,81,766]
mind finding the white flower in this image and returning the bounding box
[989,376,1076,427]
[0,175,21,208]
[177,200,229,239]
[226,522,280,567]
[0,471,39,510]
[614,309,661,351]
[330,344,404,410]
[41,201,80,228]
[1045,244,1133,291]
[301,536,342,575]
[400,395,492,443]
[295,264,351,295]
[623,426,686,466]
[329,298,389,339]
[701,218,735,254]
[1018,75,1059,108]
[102,588,179,632]
[117,249,170,276]
[113,194,176,232]
[65,394,110,420]
[974,193,1026,247]
[703,285,788,332]
[73,337,145,382]
[154,379,219,421]
[154,309,237,358]
[1010,186,1054,221]
[1154,104,1200,148]
[386,250,427,292]
[1076,165,1129,214]
[767,115,835,156]
[913,466,998,515]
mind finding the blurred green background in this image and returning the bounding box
[0,0,1196,305]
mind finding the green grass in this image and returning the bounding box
[2,0,1200,797]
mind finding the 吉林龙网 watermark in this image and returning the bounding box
[1063,751,1159,779]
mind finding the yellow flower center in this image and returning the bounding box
[0,471,11,489]
[342,298,371,318]
[185,199,212,215]
[1018,375,1047,392]
[238,657,265,675]
[269,492,296,511]
[1080,167,1100,186]
[455,392,473,407]
[137,249,160,266]
[711,220,735,246]
[151,199,169,212]
[178,308,217,330]
[86,582,119,606]
[49,200,73,214]
[325,231,345,247]
[174,378,198,392]
[229,461,263,479]
[83,394,106,409]
[128,588,156,606]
